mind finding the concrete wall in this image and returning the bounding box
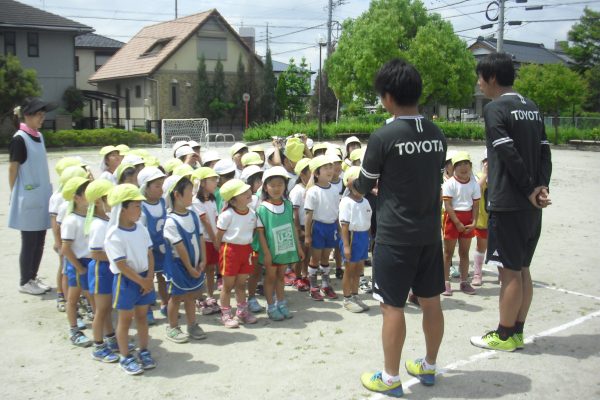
[75,48,97,91]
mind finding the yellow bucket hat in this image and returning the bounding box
[59,165,88,187]
[55,157,85,176]
[343,166,361,187]
[285,137,305,162]
[62,176,90,201]
[241,152,264,167]
[294,158,311,175]
[115,144,130,155]
[191,167,218,181]
[84,179,114,234]
[114,163,135,183]
[249,145,265,154]
[99,145,118,156]
[350,148,365,162]
[452,151,471,166]
[220,179,251,202]
[230,142,248,157]
[107,183,146,207]
[312,142,328,153]
[143,155,160,167]
[309,155,333,173]
[163,158,183,173]
[128,149,150,158]
[173,164,194,177]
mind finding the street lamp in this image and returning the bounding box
[318,35,327,142]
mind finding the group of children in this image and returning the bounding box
[47,135,374,376]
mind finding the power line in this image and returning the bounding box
[255,23,328,43]
[271,44,317,56]
[429,0,473,11]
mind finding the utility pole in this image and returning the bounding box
[327,0,333,56]
[497,0,505,52]
[175,0,178,18]
[266,22,269,53]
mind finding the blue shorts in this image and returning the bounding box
[88,259,114,295]
[66,258,91,290]
[153,249,165,274]
[112,271,156,311]
[166,258,205,296]
[311,221,339,249]
[340,231,370,263]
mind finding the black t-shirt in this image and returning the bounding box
[483,93,552,211]
[8,133,41,164]
[354,117,447,246]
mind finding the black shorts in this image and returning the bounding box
[372,241,444,308]
[486,209,542,271]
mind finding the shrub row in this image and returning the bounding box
[43,128,159,148]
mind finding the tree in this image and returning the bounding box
[275,57,311,121]
[514,63,587,143]
[62,86,85,126]
[565,8,600,111]
[260,48,278,122]
[406,19,476,109]
[246,54,260,124]
[195,55,211,117]
[310,71,338,122]
[229,54,246,128]
[209,59,234,129]
[325,0,433,103]
[0,54,40,119]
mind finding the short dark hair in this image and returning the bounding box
[476,53,515,86]
[374,59,422,106]
[75,181,90,197]
[170,176,193,205]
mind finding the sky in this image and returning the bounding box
[20,0,600,71]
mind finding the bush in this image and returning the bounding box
[43,128,159,148]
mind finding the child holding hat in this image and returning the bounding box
[105,184,157,375]
[230,142,249,178]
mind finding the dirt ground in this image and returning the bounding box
[0,142,599,400]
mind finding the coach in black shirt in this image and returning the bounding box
[470,53,552,353]
[355,59,447,396]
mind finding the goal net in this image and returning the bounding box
[161,118,209,149]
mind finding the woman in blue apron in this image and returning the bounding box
[8,98,56,295]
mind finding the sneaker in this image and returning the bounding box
[197,300,215,315]
[302,277,311,289]
[85,306,94,322]
[70,330,92,348]
[267,304,285,321]
[470,331,517,352]
[360,371,403,397]
[442,281,452,296]
[309,287,324,301]
[216,277,223,291]
[160,305,168,317]
[147,309,156,325]
[359,277,373,294]
[353,295,370,311]
[206,297,221,314]
[56,296,66,312]
[248,297,265,313]
[343,297,364,313]
[277,300,293,319]
[34,278,51,292]
[472,274,483,286]
[187,323,207,340]
[18,280,45,295]
[460,281,476,295]
[92,343,119,363]
[450,265,460,278]
[221,308,240,328]
[105,336,136,353]
[512,333,524,350]
[321,286,338,299]
[335,268,344,279]
[120,355,144,375]
[408,293,420,307]
[256,283,264,296]
[405,358,436,386]
[284,270,296,286]
[77,317,87,330]
[138,349,157,370]
[235,303,258,324]
[165,326,189,344]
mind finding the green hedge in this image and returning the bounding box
[44,128,159,148]
[244,119,600,144]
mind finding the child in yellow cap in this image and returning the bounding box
[105,184,157,375]
[289,158,312,292]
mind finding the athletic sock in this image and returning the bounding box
[497,324,513,341]
[381,370,401,386]
[422,358,436,371]
[320,265,331,287]
[95,341,104,347]
[308,266,319,288]
[514,321,525,334]
[344,295,352,300]
[474,251,485,271]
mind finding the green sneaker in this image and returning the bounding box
[512,332,524,350]
[405,358,436,386]
[166,326,189,344]
[360,371,403,397]
[470,331,517,352]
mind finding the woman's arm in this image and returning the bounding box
[8,162,19,192]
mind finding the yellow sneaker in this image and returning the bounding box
[512,332,524,350]
[405,358,436,386]
[360,371,403,397]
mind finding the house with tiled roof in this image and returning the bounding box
[89,9,263,129]
[75,33,124,91]
[0,0,93,128]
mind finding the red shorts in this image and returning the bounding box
[443,211,475,240]
[219,243,254,276]
[474,228,488,239]
[205,241,219,265]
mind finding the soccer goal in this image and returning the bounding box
[161,118,210,149]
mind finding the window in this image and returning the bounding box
[95,52,112,71]
[27,32,39,57]
[141,37,173,57]
[171,84,178,108]
[75,56,79,72]
[4,31,16,56]
[135,85,141,98]
[197,37,227,60]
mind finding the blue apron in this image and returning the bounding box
[142,198,167,273]
[164,212,205,292]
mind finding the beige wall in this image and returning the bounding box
[75,49,97,90]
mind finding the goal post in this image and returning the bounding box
[161,118,209,149]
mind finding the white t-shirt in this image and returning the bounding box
[217,207,257,245]
[56,201,69,224]
[304,184,340,224]
[89,217,109,251]
[331,178,344,200]
[99,170,117,185]
[287,171,298,194]
[61,213,90,259]
[442,176,481,212]
[49,191,64,216]
[249,194,261,211]
[140,200,165,227]
[339,196,372,232]
[289,183,306,226]
[164,211,203,266]
[191,198,218,241]
[105,222,153,274]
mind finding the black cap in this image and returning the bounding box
[22,98,58,115]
